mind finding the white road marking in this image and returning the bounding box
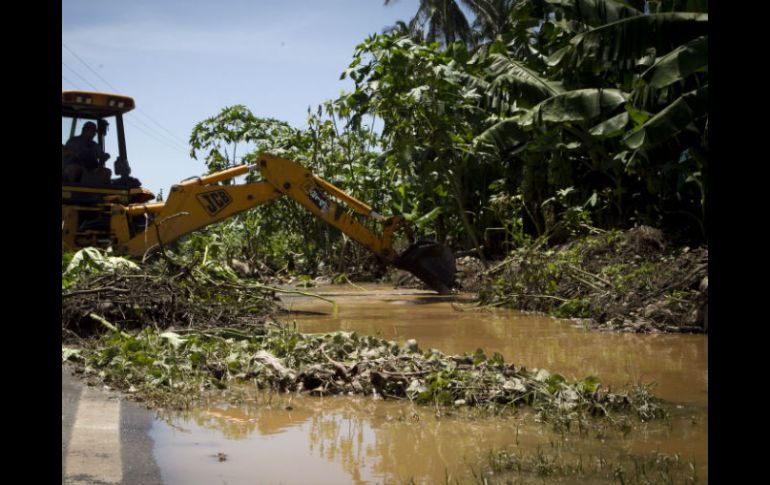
[64,386,122,484]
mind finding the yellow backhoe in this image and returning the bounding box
[61,90,455,293]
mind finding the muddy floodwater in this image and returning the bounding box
[151,284,708,484]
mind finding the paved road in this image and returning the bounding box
[62,367,163,485]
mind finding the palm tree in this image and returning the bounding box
[464,0,518,41]
[383,0,474,45]
[382,19,426,43]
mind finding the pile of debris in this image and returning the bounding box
[62,249,277,340]
[64,324,665,423]
[478,226,708,333]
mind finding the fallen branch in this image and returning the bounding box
[565,271,606,293]
[341,275,367,292]
[89,313,131,338]
[63,287,130,298]
[246,283,339,313]
[566,263,611,287]
[507,293,569,303]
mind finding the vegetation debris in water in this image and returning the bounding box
[477,227,708,333]
[64,321,666,427]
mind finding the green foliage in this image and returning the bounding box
[623,85,707,150]
[383,0,475,46]
[556,298,592,318]
[189,105,301,172]
[184,100,394,277]
[183,1,708,273]
[478,228,707,332]
[639,35,707,90]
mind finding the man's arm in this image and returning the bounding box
[91,142,110,164]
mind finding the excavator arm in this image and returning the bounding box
[111,153,455,293]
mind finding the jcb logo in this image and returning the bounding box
[307,188,330,212]
[197,190,233,216]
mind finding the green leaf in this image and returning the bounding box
[623,85,707,149]
[581,375,601,393]
[625,103,652,127]
[487,54,564,108]
[414,207,442,227]
[589,112,630,138]
[544,0,643,27]
[523,89,629,127]
[552,13,708,72]
[546,373,566,393]
[472,348,487,365]
[546,46,572,67]
[639,35,708,89]
[490,352,505,366]
[474,117,528,154]
[488,39,508,55]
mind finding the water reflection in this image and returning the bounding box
[153,393,707,484]
[150,284,707,484]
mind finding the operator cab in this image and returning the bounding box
[62,90,154,204]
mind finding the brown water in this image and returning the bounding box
[151,284,708,484]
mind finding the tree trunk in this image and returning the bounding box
[451,170,488,267]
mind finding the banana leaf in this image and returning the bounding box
[623,84,707,149]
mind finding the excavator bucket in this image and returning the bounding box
[394,241,456,294]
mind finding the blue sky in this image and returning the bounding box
[62,0,419,196]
